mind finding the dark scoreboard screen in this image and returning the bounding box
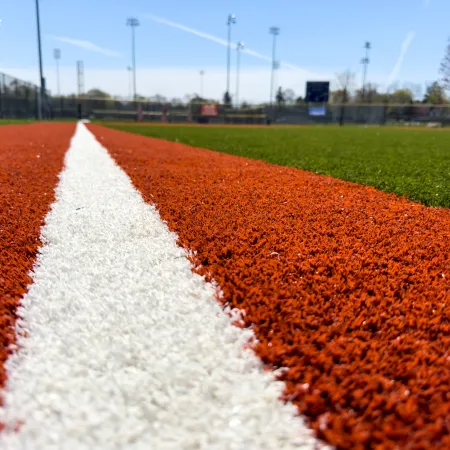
[305,81,330,103]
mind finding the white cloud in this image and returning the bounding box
[144,14,316,75]
[386,31,415,88]
[48,36,121,57]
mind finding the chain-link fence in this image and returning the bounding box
[1,72,449,126]
[0,73,52,119]
[69,100,450,126]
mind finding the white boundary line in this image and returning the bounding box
[0,123,327,449]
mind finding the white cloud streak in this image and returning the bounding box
[48,36,121,57]
[144,14,315,75]
[386,31,415,87]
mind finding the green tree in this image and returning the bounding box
[149,94,167,103]
[335,70,355,126]
[283,88,295,105]
[330,90,349,104]
[440,37,450,90]
[223,91,232,106]
[85,88,110,99]
[354,83,384,104]
[423,82,447,104]
[389,89,414,104]
[275,87,285,105]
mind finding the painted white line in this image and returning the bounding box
[0,123,327,449]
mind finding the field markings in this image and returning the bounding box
[0,123,325,449]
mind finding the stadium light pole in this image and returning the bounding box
[226,14,236,102]
[269,27,280,108]
[200,70,205,98]
[361,41,371,102]
[127,66,132,100]
[53,48,61,96]
[35,0,45,119]
[127,17,140,101]
[235,41,244,108]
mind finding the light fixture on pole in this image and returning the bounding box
[361,41,371,102]
[200,70,205,98]
[127,17,140,101]
[269,27,280,108]
[226,14,236,102]
[53,48,61,96]
[35,0,45,119]
[235,41,244,108]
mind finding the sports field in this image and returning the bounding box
[0,121,449,449]
[106,123,450,207]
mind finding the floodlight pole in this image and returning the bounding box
[127,17,140,101]
[226,14,236,101]
[35,0,45,119]
[361,41,371,102]
[235,41,244,108]
[127,66,132,100]
[269,27,280,109]
[54,48,61,96]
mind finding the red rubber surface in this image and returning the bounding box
[90,124,450,449]
[0,123,74,399]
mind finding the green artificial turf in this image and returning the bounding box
[105,123,450,208]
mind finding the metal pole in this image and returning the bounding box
[269,27,280,108]
[235,42,244,108]
[361,41,371,102]
[127,18,140,102]
[56,58,60,96]
[227,23,231,96]
[54,49,61,97]
[132,26,136,100]
[236,48,240,108]
[127,67,132,100]
[35,0,44,119]
[226,14,236,101]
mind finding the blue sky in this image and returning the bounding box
[0,0,448,101]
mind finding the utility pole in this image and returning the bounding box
[235,41,244,108]
[77,60,84,97]
[269,27,280,109]
[53,48,61,96]
[361,41,371,102]
[35,0,45,119]
[200,70,204,98]
[127,17,140,101]
[226,14,236,102]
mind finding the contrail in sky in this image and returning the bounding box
[386,31,416,87]
[144,14,314,74]
[49,35,121,57]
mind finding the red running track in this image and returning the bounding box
[89,124,450,450]
[0,123,75,396]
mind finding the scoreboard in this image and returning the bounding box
[305,81,330,103]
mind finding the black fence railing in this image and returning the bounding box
[51,100,450,126]
[0,72,449,126]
